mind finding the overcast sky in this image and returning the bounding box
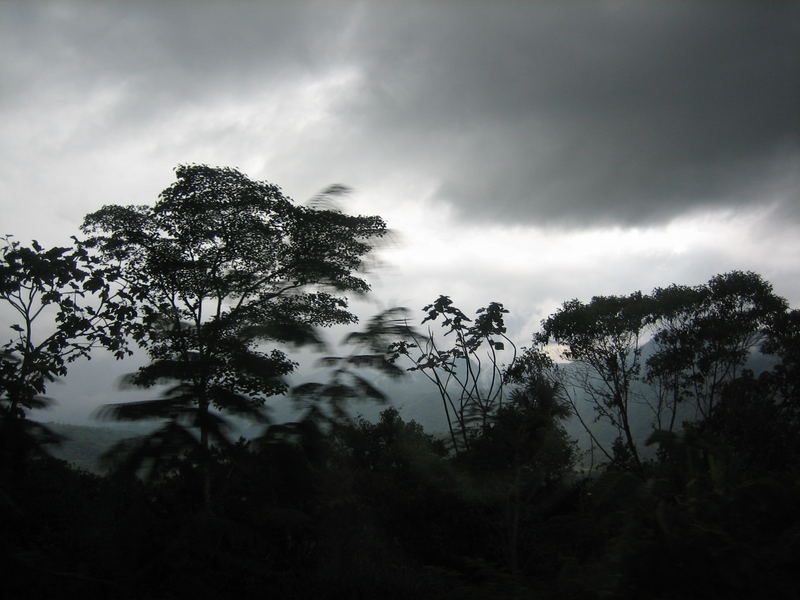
[2,1,799,422]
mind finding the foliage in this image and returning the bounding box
[291,307,414,425]
[699,369,800,475]
[466,376,576,575]
[81,163,386,365]
[335,407,448,478]
[95,320,289,482]
[82,165,386,502]
[536,291,650,469]
[762,307,800,405]
[0,236,130,417]
[0,236,130,474]
[533,271,789,472]
[595,427,800,599]
[389,296,517,453]
[645,270,787,422]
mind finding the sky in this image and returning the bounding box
[2,0,799,423]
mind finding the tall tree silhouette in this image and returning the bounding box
[531,271,789,472]
[0,236,129,474]
[82,165,387,507]
[95,316,287,485]
[646,271,787,421]
[535,292,650,470]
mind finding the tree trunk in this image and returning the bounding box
[507,462,521,575]
[198,397,213,514]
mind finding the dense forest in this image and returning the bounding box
[2,165,799,599]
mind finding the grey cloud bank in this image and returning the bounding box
[344,3,800,226]
[3,1,797,230]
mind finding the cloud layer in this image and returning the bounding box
[3,1,797,231]
[2,1,800,424]
[344,2,799,226]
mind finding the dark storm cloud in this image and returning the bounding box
[338,2,800,226]
[0,1,348,121]
[2,1,797,227]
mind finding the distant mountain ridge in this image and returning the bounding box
[40,423,149,473]
[37,346,776,473]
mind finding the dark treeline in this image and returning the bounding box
[2,166,799,599]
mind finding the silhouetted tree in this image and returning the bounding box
[469,366,575,574]
[95,317,289,486]
[389,296,516,453]
[646,271,787,422]
[0,236,129,474]
[291,307,415,425]
[761,307,800,407]
[536,292,650,470]
[532,271,789,472]
[82,164,387,508]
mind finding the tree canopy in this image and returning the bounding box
[81,165,387,496]
[0,236,130,475]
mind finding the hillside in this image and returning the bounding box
[40,423,149,474]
